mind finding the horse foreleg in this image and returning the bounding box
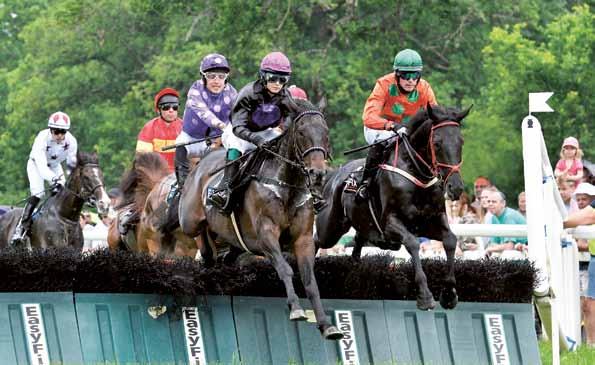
[386,216,435,310]
[259,223,305,321]
[440,229,458,309]
[350,231,366,261]
[294,235,343,340]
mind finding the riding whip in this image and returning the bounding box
[343,134,398,156]
[161,133,223,151]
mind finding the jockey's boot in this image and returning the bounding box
[10,196,40,246]
[174,146,190,191]
[356,142,385,202]
[208,149,241,215]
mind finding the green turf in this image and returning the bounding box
[539,341,595,365]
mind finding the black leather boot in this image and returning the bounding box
[174,146,190,190]
[10,196,40,246]
[356,142,385,201]
[208,158,240,215]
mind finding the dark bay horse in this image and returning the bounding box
[107,152,198,257]
[0,151,110,249]
[315,104,470,310]
[179,99,342,339]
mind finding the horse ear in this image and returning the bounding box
[456,104,473,121]
[317,95,327,114]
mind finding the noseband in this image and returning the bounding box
[292,110,329,160]
[428,121,463,184]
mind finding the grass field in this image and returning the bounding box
[539,341,595,365]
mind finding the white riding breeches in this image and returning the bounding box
[175,131,210,158]
[27,159,65,197]
[363,126,395,145]
[221,124,282,153]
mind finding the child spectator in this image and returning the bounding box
[558,178,579,214]
[555,136,584,184]
[445,192,483,258]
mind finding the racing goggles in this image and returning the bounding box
[51,128,67,135]
[397,71,422,80]
[263,72,290,85]
[159,103,179,111]
[203,72,229,81]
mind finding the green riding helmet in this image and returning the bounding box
[393,49,423,71]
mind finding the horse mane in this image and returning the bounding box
[116,153,169,210]
[76,151,99,166]
[293,98,318,112]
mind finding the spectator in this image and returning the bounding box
[564,195,595,345]
[477,185,498,223]
[558,178,579,214]
[470,176,492,218]
[445,192,483,258]
[572,182,595,344]
[484,190,527,257]
[518,191,527,217]
[554,136,584,184]
[136,88,183,172]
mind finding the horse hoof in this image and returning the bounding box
[289,309,308,321]
[417,296,436,311]
[440,290,459,309]
[322,326,344,340]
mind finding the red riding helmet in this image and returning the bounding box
[288,85,308,100]
[154,88,179,112]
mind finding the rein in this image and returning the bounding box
[63,162,104,201]
[381,120,462,188]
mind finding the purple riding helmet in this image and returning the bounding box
[260,52,291,74]
[200,53,231,74]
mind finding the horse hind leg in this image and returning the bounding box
[387,217,436,310]
[439,230,458,309]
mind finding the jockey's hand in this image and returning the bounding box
[253,135,269,148]
[50,181,63,195]
[392,125,408,137]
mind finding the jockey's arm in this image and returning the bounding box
[362,80,394,131]
[30,133,58,181]
[231,92,261,145]
[65,135,78,175]
[187,85,227,130]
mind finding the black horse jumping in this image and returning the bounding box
[0,151,110,249]
[315,104,470,310]
[179,99,342,339]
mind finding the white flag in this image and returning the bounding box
[529,92,554,113]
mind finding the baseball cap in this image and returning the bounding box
[573,182,595,197]
[562,136,579,149]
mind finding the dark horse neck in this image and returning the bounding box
[262,134,308,193]
[54,173,86,222]
[396,120,434,179]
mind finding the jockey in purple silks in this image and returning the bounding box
[208,51,300,214]
[174,53,238,190]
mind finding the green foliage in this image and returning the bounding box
[0,0,591,203]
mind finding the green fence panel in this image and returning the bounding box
[383,301,541,365]
[233,296,393,365]
[75,294,238,365]
[0,292,83,365]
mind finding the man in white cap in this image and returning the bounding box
[567,182,595,345]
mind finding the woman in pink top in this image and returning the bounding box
[555,136,584,183]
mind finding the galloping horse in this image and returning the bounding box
[107,152,198,257]
[0,151,110,249]
[315,104,470,311]
[179,99,342,339]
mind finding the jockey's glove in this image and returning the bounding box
[392,125,408,137]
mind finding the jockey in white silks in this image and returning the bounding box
[11,111,78,245]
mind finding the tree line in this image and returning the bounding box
[0,0,592,204]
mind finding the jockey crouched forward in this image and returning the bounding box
[174,53,238,191]
[207,51,300,215]
[357,48,438,201]
[11,112,78,245]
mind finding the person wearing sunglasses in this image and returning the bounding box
[136,87,183,173]
[11,111,78,245]
[208,51,298,214]
[356,48,438,201]
[174,53,238,192]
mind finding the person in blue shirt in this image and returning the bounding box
[484,189,527,256]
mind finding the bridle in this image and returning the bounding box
[63,162,104,203]
[428,121,463,184]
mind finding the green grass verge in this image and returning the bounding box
[539,341,595,365]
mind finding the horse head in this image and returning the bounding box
[289,99,331,188]
[425,104,471,200]
[71,151,111,215]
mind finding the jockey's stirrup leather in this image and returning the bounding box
[10,196,40,246]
